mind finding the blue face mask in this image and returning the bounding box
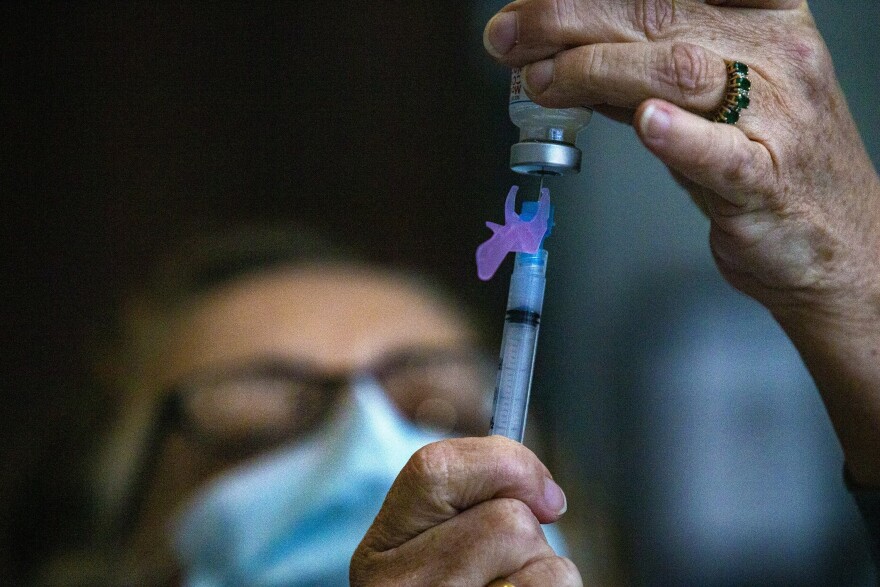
[173,378,566,586]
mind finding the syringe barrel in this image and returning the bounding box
[507,250,547,312]
[489,250,548,441]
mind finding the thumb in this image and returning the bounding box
[634,98,774,211]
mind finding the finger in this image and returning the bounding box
[504,555,583,587]
[634,98,775,208]
[353,498,557,586]
[483,0,640,64]
[706,0,802,8]
[522,41,728,114]
[484,0,713,66]
[360,436,567,552]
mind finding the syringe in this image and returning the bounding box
[489,248,548,442]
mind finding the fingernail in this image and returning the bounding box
[543,477,567,516]
[640,103,671,141]
[484,12,517,57]
[523,60,553,95]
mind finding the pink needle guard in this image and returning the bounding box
[475,185,551,281]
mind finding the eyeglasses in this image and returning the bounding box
[112,347,495,539]
[161,348,496,452]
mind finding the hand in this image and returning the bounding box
[484,0,880,486]
[350,436,581,586]
[484,0,880,314]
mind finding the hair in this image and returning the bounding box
[136,221,348,313]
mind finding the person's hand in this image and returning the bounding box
[484,0,880,315]
[350,436,580,586]
[484,0,880,486]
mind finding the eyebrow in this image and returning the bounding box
[177,345,486,386]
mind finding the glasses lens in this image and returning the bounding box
[179,376,326,446]
[381,354,495,435]
[171,352,495,446]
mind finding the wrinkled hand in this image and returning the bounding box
[484,0,880,317]
[484,0,880,485]
[350,436,580,586]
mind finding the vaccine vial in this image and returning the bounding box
[508,68,592,176]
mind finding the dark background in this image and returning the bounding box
[5,2,513,580]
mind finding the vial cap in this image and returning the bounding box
[510,141,581,175]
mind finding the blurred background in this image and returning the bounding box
[5,1,880,584]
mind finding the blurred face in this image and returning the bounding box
[122,265,492,574]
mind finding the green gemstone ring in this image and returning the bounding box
[712,61,750,125]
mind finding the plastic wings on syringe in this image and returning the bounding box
[475,185,551,281]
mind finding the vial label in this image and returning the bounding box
[509,68,529,105]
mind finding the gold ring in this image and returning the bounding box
[711,61,751,125]
[487,580,516,587]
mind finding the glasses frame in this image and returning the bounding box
[110,347,494,539]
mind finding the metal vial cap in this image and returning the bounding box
[510,141,582,176]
